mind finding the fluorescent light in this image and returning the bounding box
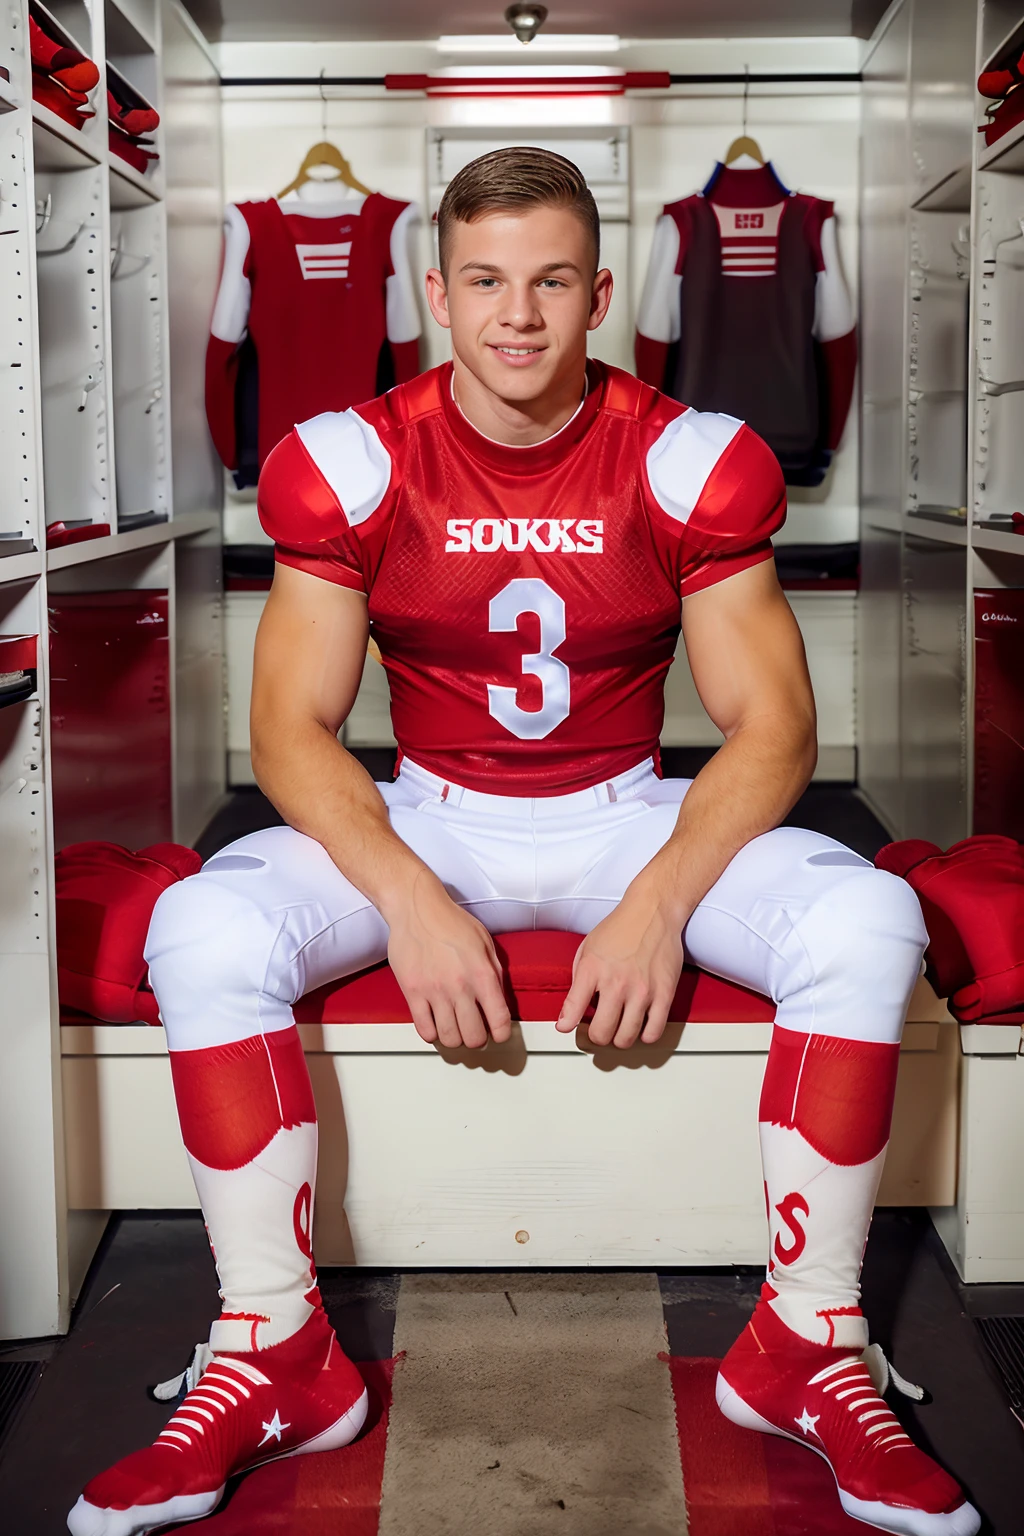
[438,35,621,55]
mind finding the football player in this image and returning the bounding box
[70,148,978,1536]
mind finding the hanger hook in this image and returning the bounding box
[319,66,327,142]
[742,62,750,137]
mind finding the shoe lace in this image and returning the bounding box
[152,1356,269,1452]
[809,1349,923,1454]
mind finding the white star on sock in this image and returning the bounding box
[794,1407,820,1437]
[258,1409,291,1447]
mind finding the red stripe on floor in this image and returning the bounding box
[194,1359,394,1534]
[667,1356,866,1535]
[667,1357,776,1536]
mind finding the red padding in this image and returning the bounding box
[296,930,777,1025]
[758,1025,900,1166]
[55,840,200,1025]
[0,634,37,671]
[171,1027,316,1169]
[875,835,1024,1019]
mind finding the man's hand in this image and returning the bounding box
[385,869,513,1049]
[555,890,685,1048]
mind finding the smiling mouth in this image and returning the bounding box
[489,345,545,356]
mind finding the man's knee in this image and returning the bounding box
[787,866,928,1035]
[145,873,287,1017]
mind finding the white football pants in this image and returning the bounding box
[146,756,927,1052]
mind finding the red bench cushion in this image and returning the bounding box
[294,930,776,1026]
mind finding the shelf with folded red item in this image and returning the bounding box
[980,14,1024,88]
[105,60,159,180]
[875,835,1024,1023]
[29,2,98,136]
[29,3,95,81]
[45,520,110,550]
[0,634,38,711]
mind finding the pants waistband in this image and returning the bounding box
[397,757,658,816]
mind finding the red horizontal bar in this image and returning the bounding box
[385,72,670,92]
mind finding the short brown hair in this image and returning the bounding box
[437,146,600,277]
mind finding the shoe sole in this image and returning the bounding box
[66,1388,370,1536]
[715,1373,981,1536]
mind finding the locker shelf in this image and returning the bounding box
[31,0,92,57]
[45,509,218,570]
[105,0,157,58]
[31,103,102,171]
[979,12,1024,78]
[979,113,1024,172]
[913,163,972,212]
[973,524,1024,553]
[0,551,43,584]
[906,510,969,544]
[108,154,160,209]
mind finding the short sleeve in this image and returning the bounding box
[258,407,395,593]
[257,432,366,591]
[644,408,786,595]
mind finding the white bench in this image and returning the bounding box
[59,973,1013,1293]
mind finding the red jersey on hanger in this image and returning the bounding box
[634,163,857,487]
[205,192,422,478]
[257,361,786,796]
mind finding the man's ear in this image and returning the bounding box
[425,268,452,331]
[587,267,614,332]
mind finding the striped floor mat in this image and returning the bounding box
[191,1274,865,1536]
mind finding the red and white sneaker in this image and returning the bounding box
[67,1310,368,1536]
[716,1298,980,1536]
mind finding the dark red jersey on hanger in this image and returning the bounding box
[635,163,856,486]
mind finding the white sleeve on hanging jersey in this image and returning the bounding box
[812,214,854,343]
[209,204,252,345]
[386,201,423,345]
[636,213,683,343]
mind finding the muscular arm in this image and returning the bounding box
[558,557,816,1046]
[251,563,511,1046]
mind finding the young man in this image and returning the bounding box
[70,149,978,1536]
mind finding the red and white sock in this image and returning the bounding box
[169,1025,322,1353]
[758,1025,901,1350]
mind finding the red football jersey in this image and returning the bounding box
[258,361,786,795]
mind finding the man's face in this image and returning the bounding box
[426,204,612,403]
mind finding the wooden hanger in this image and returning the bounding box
[278,72,373,199]
[724,134,765,166]
[278,142,373,199]
[723,66,765,167]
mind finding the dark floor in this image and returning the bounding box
[197,752,897,865]
[1,1212,1023,1532]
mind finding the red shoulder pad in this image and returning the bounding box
[257,431,347,550]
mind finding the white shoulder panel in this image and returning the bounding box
[386,202,423,344]
[636,213,683,344]
[646,408,744,525]
[295,409,393,528]
[813,216,855,342]
[210,204,252,344]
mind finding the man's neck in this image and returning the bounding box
[450,355,588,447]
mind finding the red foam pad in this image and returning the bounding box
[876,834,1024,1019]
[295,929,776,1025]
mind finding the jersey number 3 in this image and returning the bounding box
[487,577,570,740]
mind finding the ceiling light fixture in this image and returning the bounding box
[505,4,547,44]
[437,34,621,54]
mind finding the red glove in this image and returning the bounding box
[875,835,1024,1020]
[106,88,160,137]
[55,841,201,1025]
[29,14,99,93]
